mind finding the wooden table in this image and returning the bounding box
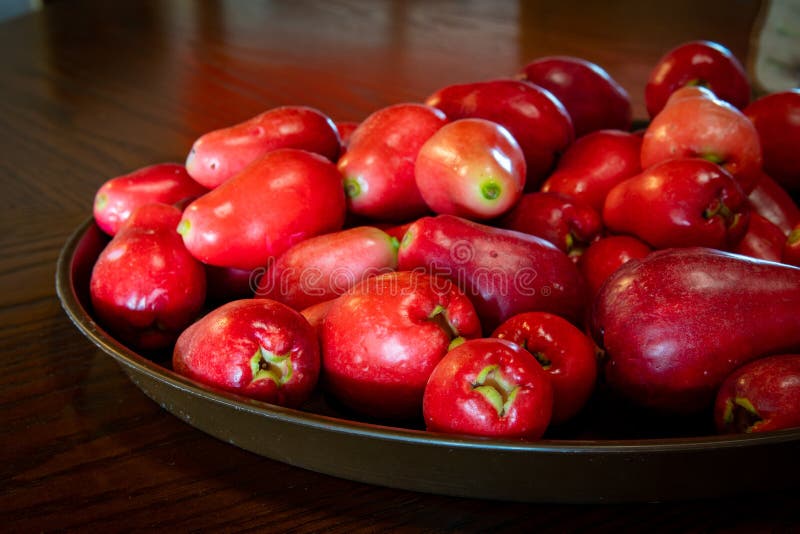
[3,0,799,530]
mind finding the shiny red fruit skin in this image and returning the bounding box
[90,203,207,351]
[645,40,750,118]
[398,215,586,330]
[641,87,762,194]
[423,338,553,440]
[321,271,482,420]
[204,265,255,303]
[715,354,800,433]
[492,312,597,424]
[520,56,632,138]
[415,118,526,220]
[541,129,642,213]
[337,103,446,222]
[335,120,359,153]
[744,90,800,193]
[180,149,346,271]
[592,247,800,414]
[498,192,602,258]
[426,79,573,189]
[748,171,800,236]
[733,212,786,263]
[173,299,320,407]
[93,163,208,236]
[784,223,800,267]
[185,106,340,189]
[256,226,398,310]
[603,158,750,250]
[578,235,652,298]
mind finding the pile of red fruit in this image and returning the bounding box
[88,40,800,441]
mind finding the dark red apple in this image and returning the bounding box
[748,171,800,236]
[592,247,800,413]
[715,354,800,434]
[423,338,553,440]
[744,89,800,193]
[173,299,319,407]
[321,271,482,420]
[492,312,597,424]
[541,129,642,213]
[497,192,602,260]
[578,235,651,298]
[603,158,750,250]
[398,215,586,330]
[425,79,573,190]
[645,40,750,118]
[415,118,526,220]
[519,56,632,137]
[733,212,786,263]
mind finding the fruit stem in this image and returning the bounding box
[480,180,501,200]
[176,219,191,237]
[344,177,361,198]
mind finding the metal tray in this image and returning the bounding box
[56,218,800,503]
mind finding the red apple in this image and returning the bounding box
[645,40,750,118]
[415,118,526,220]
[256,226,399,310]
[179,149,346,271]
[93,163,208,236]
[744,90,800,193]
[398,215,587,330]
[90,203,206,351]
[748,171,800,236]
[425,79,573,190]
[715,354,800,433]
[423,338,553,440]
[578,235,652,298]
[641,86,762,194]
[321,271,482,420]
[173,299,319,407]
[497,192,602,260]
[186,106,341,189]
[492,312,597,424]
[733,212,786,263]
[541,129,642,213]
[519,56,632,137]
[337,103,446,222]
[603,158,750,250]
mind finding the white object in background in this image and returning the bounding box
[751,0,800,93]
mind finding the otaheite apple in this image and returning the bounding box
[592,247,800,413]
[90,203,206,351]
[423,338,553,440]
[578,235,651,298]
[744,90,800,193]
[173,299,320,407]
[415,118,526,220]
[321,271,482,420]
[186,105,341,189]
[715,354,800,434]
[492,312,597,424]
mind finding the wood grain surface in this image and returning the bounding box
[2,0,799,531]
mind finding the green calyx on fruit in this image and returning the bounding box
[480,180,502,201]
[95,193,108,211]
[177,219,191,237]
[472,364,519,417]
[448,336,466,351]
[686,78,710,89]
[722,396,763,433]
[249,345,293,386]
[344,177,361,198]
[399,229,414,251]
[788,227,800,245]
[428,304,460,340]
[531,351,552,371]
[701,153,725,165]
[703,198,737,227]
